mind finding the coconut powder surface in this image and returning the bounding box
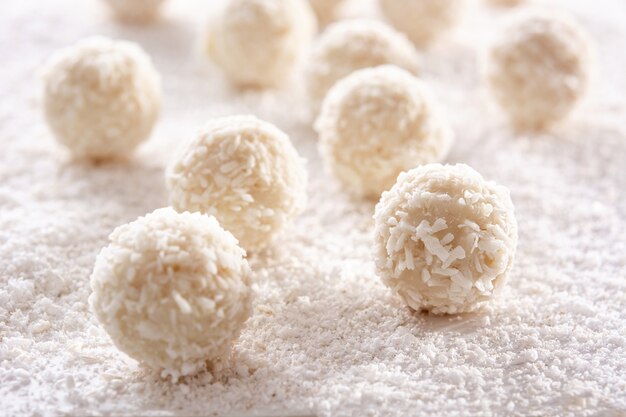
[1,0,625,416]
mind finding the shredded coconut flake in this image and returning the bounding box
[316,65,453,198]
[167,115,308,252]
[42,36,161,160]
[485,10,591,129]
[305,19,420,111]
[89,208,252,381]
[374,163,518,314]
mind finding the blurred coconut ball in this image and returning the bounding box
[89,208,252,380]
[378,0,466,47]
[305,19,420,112]
[207,0,317,87]
[103,0,167,22]
[316,65,453,199]
[166,116,307,252]
[485,11,592,129]
[486,0,525,7]
[42,37,161,160]
[309,0,344,26]
[374,164,518,315]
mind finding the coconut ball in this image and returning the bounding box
[485,11,591,129]
[486,0,525,7]
[166,116,307,252]
[89,208,252,380]
[379,0,465,47]
[42,37,161,160]
[305,19,420,111]
[207,0,317,87]
[316,65,453,199]
[373,164,518,314]
[103,0,167,22]
[309,0,344,26]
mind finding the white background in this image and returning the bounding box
[1,0,625,416]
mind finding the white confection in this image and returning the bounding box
[89,208,252,380]
[373,164,518,315]
[486,0,525,7]
[42,37,161,160]
[316,65,453,199]
[379,0,465,47]
[309,0,344,26]
[304,19,420,111]
[6,2,626,415]
[485,11,591,129]
[103,0,167,22]
[166,116,307,252]
[207,0,317,87]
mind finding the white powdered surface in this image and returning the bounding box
[1,0,625,416]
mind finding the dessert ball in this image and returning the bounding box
[207,0,317,87]
[379,0,465,47]
[309,0,344,26]
[42,37,161,160]
[486,0,525,7]
[305,19,420,111]
[167,116,307,252]
[89,208,252,380]
[103,0,167,22]
[373,164,518,314]
[316,65,453,199]
[485,11,591,129]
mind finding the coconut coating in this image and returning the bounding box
[42,37,161,160]
[316,65,453,199]
[485,11,591,129]
[167,116,307,252]
[379,0,465,47]
[374,164,518,314]
[309,0,344,26]
[305,19,420,111]
[89,208,252,380]
[103,0,167,22]
[207,0,317,87]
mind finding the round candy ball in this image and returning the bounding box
[485,11,591,129]
[42,37,161,160]
[309,0,344,26]
[379,0,465,47]
[89,208,252,380]
[316,65,453,199]
[486,0,525,7]
[103,0,167,22]
[207,0,317,87]
[305,19,420,112]
[166,116,307,252]
[373,164,518,314]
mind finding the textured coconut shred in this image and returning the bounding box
[167,115,307,251]
[1,0,626,416]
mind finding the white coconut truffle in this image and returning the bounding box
[486,0,525,7]
[167,116,307,252]
[309,0,344,26]
[42,37,161,160]
[89,208,252,380]
[305,19,420,111]
[379,0,465,47]
[485,11,591,129]
[374,164,518,314]
[103,0,167,22]
[316,65,453,199]
[207,0,317,87]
